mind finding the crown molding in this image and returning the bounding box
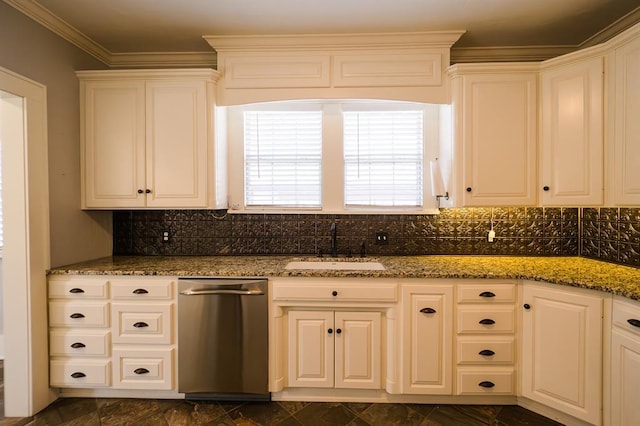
[451,45,575,63]
[108,52,217,69]
[580,6,640,48]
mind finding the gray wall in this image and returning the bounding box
[0,2,112,267]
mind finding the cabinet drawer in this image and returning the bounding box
[49,278,108,299]
[112,348,174,390]
[112,303,173,344]
[49,301,110,327]
[613,299,640,337]
[50,359,111,387]
[457,337,515,365]
[456,368,515,395]
[111,279,174,300]
[457,306,515,334]
[273,281,397,302]
[457,283,516,303]
[50,330,111,357]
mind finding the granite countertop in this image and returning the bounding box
[49,255,640,301]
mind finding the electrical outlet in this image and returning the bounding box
[487,229,496,243]
[375,232,389,245]
[163,230,171,242]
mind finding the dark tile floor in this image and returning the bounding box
[0,361,563,425]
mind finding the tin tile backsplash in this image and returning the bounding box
[113,207,580,258]
[581,208,640,267]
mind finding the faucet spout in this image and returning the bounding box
[330,222,338,257]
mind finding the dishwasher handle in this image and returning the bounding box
[180,288,264,296]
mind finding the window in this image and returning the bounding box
[343,110,423,207]
[243,110,322,208]
[228,100,443,213]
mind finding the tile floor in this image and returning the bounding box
[0,361,563,425]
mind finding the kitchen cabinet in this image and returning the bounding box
[77,69,226,209]
[610,296,640,425]
[521,281,603,425]
[287,310,381,389]
[48,276,177,392]
[400,283,453,394]
[540,55,604,206]
[609,27,640,205]
[455,281,517,395]
[446,64,538,206]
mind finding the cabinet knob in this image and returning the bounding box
[133,288,149,295]
[70,313,85,319]
[70,342,86,349]
[336,328,342,335]
[70,372,86,379]
[524,303,531,310]
[134,368,150,375]
[332,291,338,297]
[137,189,144,194]
[543,186,550,191]
[69,288,85,294]
[478,381,495,388]
[466,187,472,192]
[479,318,495,325]
[145,189,152,194]
[328,328,333,334]
[420,307,436,314]
[479,291,496,298]
[627,319,640,328]
[478,349,495,356]
[133,321,149,328]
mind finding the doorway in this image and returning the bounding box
[0,67,54,417]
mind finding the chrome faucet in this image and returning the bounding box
[330,222,338,257]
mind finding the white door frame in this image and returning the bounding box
[0,66,54,416]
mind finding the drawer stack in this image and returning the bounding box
[49,277,111,388]
[455,281,517,395]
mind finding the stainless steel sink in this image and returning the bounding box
[284,260,386,271]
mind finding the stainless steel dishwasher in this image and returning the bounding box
[178,278,269,401]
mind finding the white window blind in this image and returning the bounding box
[343,110,424,207]
[244,110,322,208]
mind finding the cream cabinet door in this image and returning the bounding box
[287,311,334,388]
[611,33,640,205]
[541,56,603,206]
[401,284,453,394]
[81,80,146,208]
[451,68,537,206]
[521,283,603,425]
[334,311,381,389]
[145,80,209,208]
[611,330,640,425]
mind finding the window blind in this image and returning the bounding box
[343,110,424,207]
[244,110,322,208]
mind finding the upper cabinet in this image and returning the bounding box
[78,69,227,210]
[608,25,640,206]
[540,55,604,206]
[445,64,538,206]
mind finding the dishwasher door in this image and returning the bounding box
[178,278,269,400]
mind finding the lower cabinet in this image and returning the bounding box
[287,310,381,389]
[610,296,640,425]
[401,284,453,394]
[521,281,603,425]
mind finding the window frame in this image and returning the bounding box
[227,100,443,214]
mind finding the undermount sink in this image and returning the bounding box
[285,260,386,271]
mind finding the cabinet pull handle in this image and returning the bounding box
[479,318,495,325]
[133,322,149,328]
[137,189,144,194]
[133,288,149,294]
[479,349,495,356]
[478,381,495,388]
[336,328,342,335]
[628,319,640,328]
[466,187,472,192]
[145,189,152,194]
[479,291,495,298]
[523,304,531,310]
[331,291,338,296]
[70,372,86,379]
[70,342,86,349]
[543,186,550,191]
[69,288,85,294]
[134,368,150,375]
[420,307,436,314]
[70,313,85,319]
[328,328,333,334]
